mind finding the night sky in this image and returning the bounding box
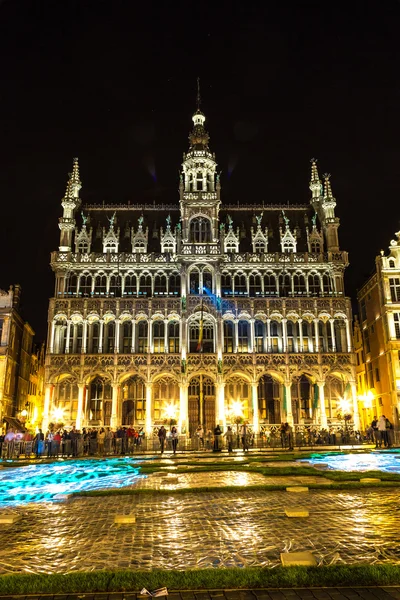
[1,0,399,341]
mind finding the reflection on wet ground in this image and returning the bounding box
[300,452,400,473]
[0,488,399,574]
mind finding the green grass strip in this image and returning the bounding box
[1,565,400,595]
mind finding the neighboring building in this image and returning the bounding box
[44,96,358,435]
[0,285,44,428]
[356,232,400,429]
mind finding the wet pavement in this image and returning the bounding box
[0,488,399,574]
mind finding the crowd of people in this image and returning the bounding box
[367,415,395,448]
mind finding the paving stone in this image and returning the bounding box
[280,552,317,566]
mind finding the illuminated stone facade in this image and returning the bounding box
[356,232,400,428]
[44,100,358,435]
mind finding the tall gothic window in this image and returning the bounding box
[223,321,234,353]
[121,321,132,353]
[94,274,107,296]
[169,272,181,295]
[79,274,92,296]
[189,217,212,243]
[68,274,78,295]
[55,379,79,423]
[109,274,120,296]
[89,322,100,354]
[258,375,281,423]
[88,377,112,422]
[154,273,167,295]
[139,274,152,296]
[264,273,277,295]
[237,320,250,352]
[310,240,320,253]
[189,270,200,294]
[278,273,291,296]
[168,321,180,352]
[137,321,148,353]
[254,320,265,352]
[270,321,281,352]
[221,273,232,296]
[203,269,213,293]
[153,321,165,353]
[249,273,262,296]
[104,321,115,353]
[389,278,400,302]
[121,376,146,425]
[293,273,306,295]
[234,274,247,295]
[308,273,321,295]
[124,274,137,296]
[286,320,296,352]
[189,319,214,353]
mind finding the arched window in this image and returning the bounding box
[293,273,306,295]
[79,275,92,296]
[133,241,146,253]
[302,321,313,352]
[139,274,152,296]
[264,273,277,295]
[234,274,247,296]
[109,274,120,296]
[202,269,213,293]
[254,320,265,353]
[68,274,78,295]
[389,259,396,268]
[124,274,137,296]
[189,318,214,353]
[310,240,320,254]
[104,321,115,353]
[169,272,181,295]
[249,273,262,296]
[270,321,282,352]
[221,273,232,296]
[254,241,266,253]
[154,274,167,295]
[168,321,180,353]
[286,320,296,352]
[153,321,165,353]
[226,377,251,422]
[104,239,118,253]
[189,270,200,295]
[89,322,100,354]
[121,321,132,354]
[121,376,146,425]
[73,323,83,354]
[322,274,332,294]
[54,319,67,354]
[291,375,312,421]
[334,318,347,353]
[238,320,250,352]
[308,273,321,295]
[94,274,107,296]
[137,321,148,353]
[88,377,112,422]
[55,379,79,423]
[189,217,212,243]
[258,375,281,423]
[223,320,234,353]
[153,378,180,421]
[278,273,291,296]
[78,240,89,253]
[226,241,237,254]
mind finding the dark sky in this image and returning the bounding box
[1,0,400,341]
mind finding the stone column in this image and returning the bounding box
[65,320,71,353]
[82,320,88,353]
[76,383,85,430]
[282,318,288,352]
[111,383,119,428]
[98,320,104,353]
[215,380,226,429]
[148,319,152,353]
[42,384,52,431]
[49,321,56,354]
[179,382,189,433]
[250,319,255,352]
[251,381,259,432]
[284,380,294,426]
[218,315,223,360]
[317,381,327,428]
[328,318,335,352]
[266,319,271,352]
[298,319,303,352]
[345,319,352,352]
[181,317,187,359]
[314,319,319,352]
[131,320,136,353]
[234,320,239,353]
[115,319,120,354]
[145,382,153,434]
[164,319,168,353]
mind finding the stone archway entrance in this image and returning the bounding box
[188,375,216,437]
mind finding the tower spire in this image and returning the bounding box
[196,77,201,111]
[58,158,82,252]
[309,158,322,199]
[323,173,334,200]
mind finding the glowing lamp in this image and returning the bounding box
[231,400,244,418]
[338,398,351,414]
[164,403,176,420]
[53,407,64,421]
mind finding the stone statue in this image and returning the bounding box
[256,212,263,226]
[282,210,289,228]
[227,214,233,227]
[81,211,87,226]
[312,213,317,228]
[138,215,144,227]
[107,211,116,228]
[166,214,171,227]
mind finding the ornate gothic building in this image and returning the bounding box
[44,99,358,435]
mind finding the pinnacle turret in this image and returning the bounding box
[59,158,82,252]
[309,158,322,199]
[323,173,334,201]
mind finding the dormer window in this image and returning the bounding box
[78,241,89,254]
[254,241,265,253]
[133,241,146,253]
[282,240,295,253]
[311,241,320,254]
[389,259,396,268]
[190,217,211,243]
[105,240,118,253]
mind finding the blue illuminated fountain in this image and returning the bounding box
[300,451,400,473]
[0,458,144,507]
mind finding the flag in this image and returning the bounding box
[196,300,204,352]
[313,383,319,411]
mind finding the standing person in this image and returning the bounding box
[280,423,287,449]
[240,423,249,452]
[285,422,294,450]
[196,425,204,449]
[386,417,394,448]
[34,429,44,458]
[53,431,61,456]
[171,426,179,455]
[46,430,54,457]
[213,424,222,452]
[378,415,387,448]
[206,429,213,450]
[97,428,106,455]
[224,426,234,453]
[70,426,78,457]
[158,425,167,455]
[371,416,379,448]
